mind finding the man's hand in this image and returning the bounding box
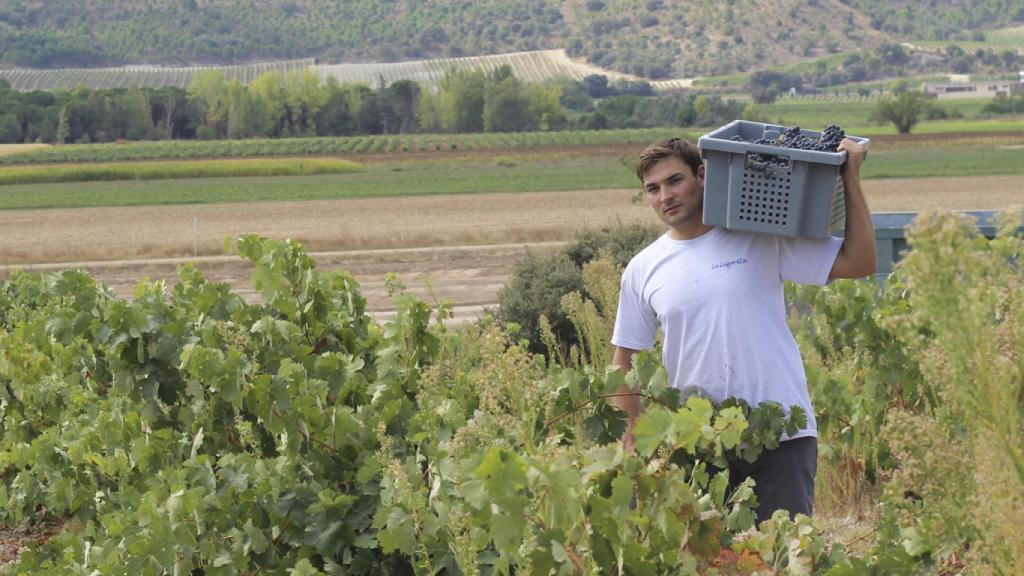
[622,428,637,454]
[611,346,642,454]
[837,138,867,179]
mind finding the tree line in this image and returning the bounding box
[0,69,758,145]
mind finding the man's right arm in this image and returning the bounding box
[611,345,643,451]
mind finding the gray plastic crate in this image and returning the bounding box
[697,120,869,238]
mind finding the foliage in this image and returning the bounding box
[981,93,1024,115]
[498,223,661,354]
[788,209,1024,573]
[496,250,584,355]
[1,210,1021,573]
[0,127,688,166]
[843,0,1024,41]
[870,91,932,134]
[0,67,742,145]
[0,233,840,574]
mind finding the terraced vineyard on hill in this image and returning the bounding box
[0,50,696,92]
[0,59,315,91]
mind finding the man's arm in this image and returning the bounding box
[830,138,877,280]
[611,346,643,451]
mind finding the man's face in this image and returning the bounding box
[641,156,706,238]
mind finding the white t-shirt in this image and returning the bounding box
[611,227,842,439]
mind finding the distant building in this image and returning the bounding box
[924,80,1023,99]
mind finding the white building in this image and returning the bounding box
[924,80,1023,99]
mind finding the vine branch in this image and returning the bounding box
[543,392,676,430]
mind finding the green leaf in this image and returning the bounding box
[632,407,674,458]
[377,508,416,555]
[602,365,626,395]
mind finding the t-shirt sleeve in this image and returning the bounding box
[611,264,658,350]
[778,235,843,285]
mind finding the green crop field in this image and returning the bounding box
[0,133,1021,211]
[755,97,1019,134]
[0,158,362,185]
[860,145,1024,178]
[0,129,690,166]
[0,156,642,210]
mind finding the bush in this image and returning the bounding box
[497,250,583,352]
[497,223,661,353]
[563,222,661,269]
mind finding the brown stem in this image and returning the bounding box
[525,513,585,573]
[842,525,876,548]
[272,511,293,544]
[223,422,246,452]
[272,406,338,454]
[544,392,675,430]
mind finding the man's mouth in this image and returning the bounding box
[664,205,680,214]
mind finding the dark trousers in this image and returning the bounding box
[726,437,817,524]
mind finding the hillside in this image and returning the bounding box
[2,1,1023,78]
[0,50,699,93]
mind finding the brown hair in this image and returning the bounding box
[635,137,703,182]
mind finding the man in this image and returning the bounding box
[610,136,874,522]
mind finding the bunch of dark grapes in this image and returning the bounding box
[730,124,846,169]
[814,124,845,152]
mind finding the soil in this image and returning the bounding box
[0,520,66,567]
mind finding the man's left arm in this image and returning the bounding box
[829,138,877,280]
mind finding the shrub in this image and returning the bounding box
[497,223,661,354]
[497,250,583,353]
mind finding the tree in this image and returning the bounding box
[122,87,153,140]
[747,70,802,104]
[582,74,611,98]
[189,70,229,139]
[437,69,485,133]
[484,74,529,132]
[0,112,22,143]
[526,83,567,132]
[283,69,327,136]
[55,106,69,144]
[250,71,287,137]
[383,80,421,134]
[315,77,356,136]
[872,90,931,134]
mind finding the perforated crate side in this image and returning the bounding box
[699,120,866,238]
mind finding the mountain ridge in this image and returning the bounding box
[2,0,1022,78]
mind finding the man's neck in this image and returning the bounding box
[668,224,714,241]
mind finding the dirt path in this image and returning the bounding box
[2,175,1021,322]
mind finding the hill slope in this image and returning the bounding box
[1,1,1022,77]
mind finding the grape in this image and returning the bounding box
[731,124,846,170]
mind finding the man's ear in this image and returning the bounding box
[697,164,705,180]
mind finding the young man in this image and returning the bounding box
[610,136,874,522]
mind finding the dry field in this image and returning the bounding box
[1,175,1022,320]
[0,144,50,157]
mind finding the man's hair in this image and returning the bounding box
[635,137,703,182]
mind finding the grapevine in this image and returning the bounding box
[4,210,1015,573]
[0,236,833,575]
